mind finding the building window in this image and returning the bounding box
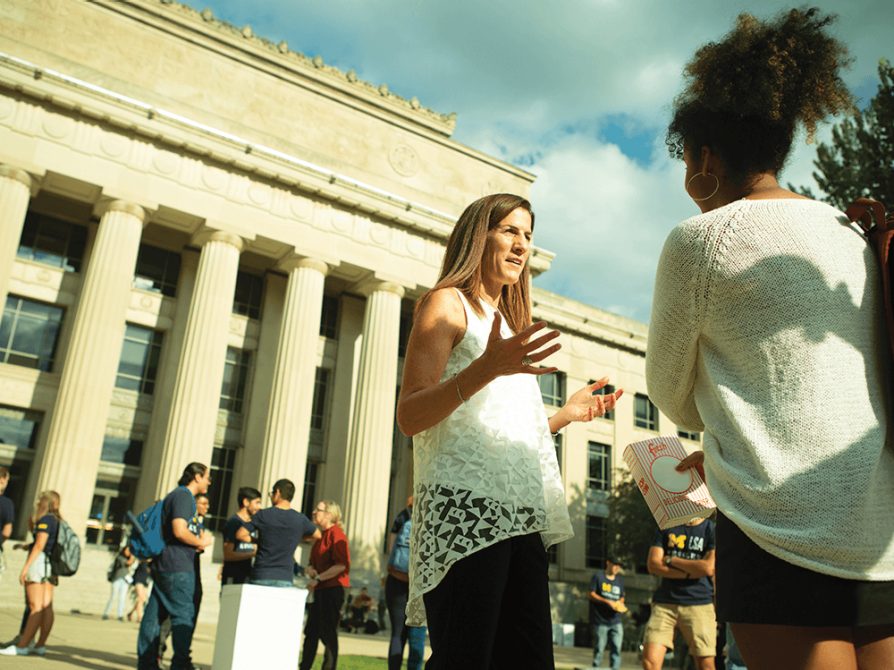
[115,324,163,395]
[133,244,181,297]
[220,348,252,413]
[206,444,237,532]
[319,295,339,339]
[678,428,701,442]
[233,271,263,319]
[398,310,412,358]
[309,367,330,455]
[553,433,563,475]
[590,381,616,421]
[588,441,611,492]
[538,371,566,407]
[634,393,659,431]
[0,296,64,372]
[301,461,320,518]
[0,406,41,450]
[100,435,144,467]
[586,515,607,568]
[17,212,87,272]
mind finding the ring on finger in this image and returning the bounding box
[521,355,534,366]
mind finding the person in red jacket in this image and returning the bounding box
[300,500,350,670]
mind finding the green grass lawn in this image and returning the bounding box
[309,655,387,669]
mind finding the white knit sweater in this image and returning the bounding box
[647,198,894,580]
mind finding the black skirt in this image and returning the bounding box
[715,512,894,626]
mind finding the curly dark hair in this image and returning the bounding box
[667,7,853,186]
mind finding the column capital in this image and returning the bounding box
[355,278,405,299]
[191,228,244,253]
[0,165,33,190]
[277,255,329,276]
[100,199,147,223]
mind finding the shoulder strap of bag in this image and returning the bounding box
[845,197,894,361]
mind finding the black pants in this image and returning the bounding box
[300,585,344,670]
[423,532,554,670]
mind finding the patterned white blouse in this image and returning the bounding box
[407,289,573,626]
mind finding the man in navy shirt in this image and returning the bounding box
[221,486,262,586]
[643,517,716,670]
[0,467,14,573]
[238,478,319,587]
[137,463,214,670]
[588,558,626,670]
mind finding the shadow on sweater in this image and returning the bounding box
[705,250,892,573]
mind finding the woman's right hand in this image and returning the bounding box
[676,450,706,482]
[479,313,561,377]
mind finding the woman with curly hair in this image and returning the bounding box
[648,8,893,669]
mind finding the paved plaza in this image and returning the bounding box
[0,603,646,669]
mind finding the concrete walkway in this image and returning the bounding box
[0,604,644,669]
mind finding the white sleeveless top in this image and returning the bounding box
[406,290,573,626]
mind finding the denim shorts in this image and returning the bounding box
[250,578,294,588]
[25,552,53,584]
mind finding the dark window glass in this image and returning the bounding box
[319,295,339,339]
[115,324,163,395]
[634,393,659,431]
[0,296,64,371]
[588,442,611,492]
[17,213,87,272]
[309,368,330,456]
[586,515,607,568]
[233,272,263,319]
[219,347,252,413]
[0,406,41,450]
[301,462,319,518]
[100,435,144,466]
[678,428,701,442]
[133,244,181,297]
[538,371,566,407]
[206,445,237,532]
[398,310,412,358]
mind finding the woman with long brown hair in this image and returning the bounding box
[0,490,62,656]
[397,193,622,669]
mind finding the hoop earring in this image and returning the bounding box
[686,172,720,202]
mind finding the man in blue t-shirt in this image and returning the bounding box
[137,463,213,670]
[0,467,14,566]
[221,486,262,586]
[643,517,717,670]
[237,478,319,587]
[588,558,626,670]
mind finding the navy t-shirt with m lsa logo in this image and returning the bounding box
[652,518,715,606]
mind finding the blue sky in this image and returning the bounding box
[193,0,892,323]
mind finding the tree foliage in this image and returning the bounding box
[796,59,894,210]
[606,475,657,573]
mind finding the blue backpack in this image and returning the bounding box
[127,500,166,560]
[388,516,412,574]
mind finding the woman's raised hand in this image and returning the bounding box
[480,313,561,377]
[561,378,624,424]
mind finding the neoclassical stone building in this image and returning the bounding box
[0,0,691,623]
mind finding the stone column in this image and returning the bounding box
[0,165,33,310]
[257,257,329,502]
[34,201,146,536]
[154,231,243,496]
[341,281,404,575]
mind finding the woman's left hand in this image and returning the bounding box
[559,378,624,424]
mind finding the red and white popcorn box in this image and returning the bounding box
[623,435,716,529]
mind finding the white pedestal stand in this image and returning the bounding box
[212,584,308,670]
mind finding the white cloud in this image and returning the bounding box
[199,0,894,322]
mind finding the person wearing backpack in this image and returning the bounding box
[0,490,62,656]
[385,497,425,670]
[137,463,213,670]
[103,545,135,621]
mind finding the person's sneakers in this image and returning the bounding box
[32,646,47,656]
[0,645,30,655]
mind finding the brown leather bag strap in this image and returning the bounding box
[846,196,894,368]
